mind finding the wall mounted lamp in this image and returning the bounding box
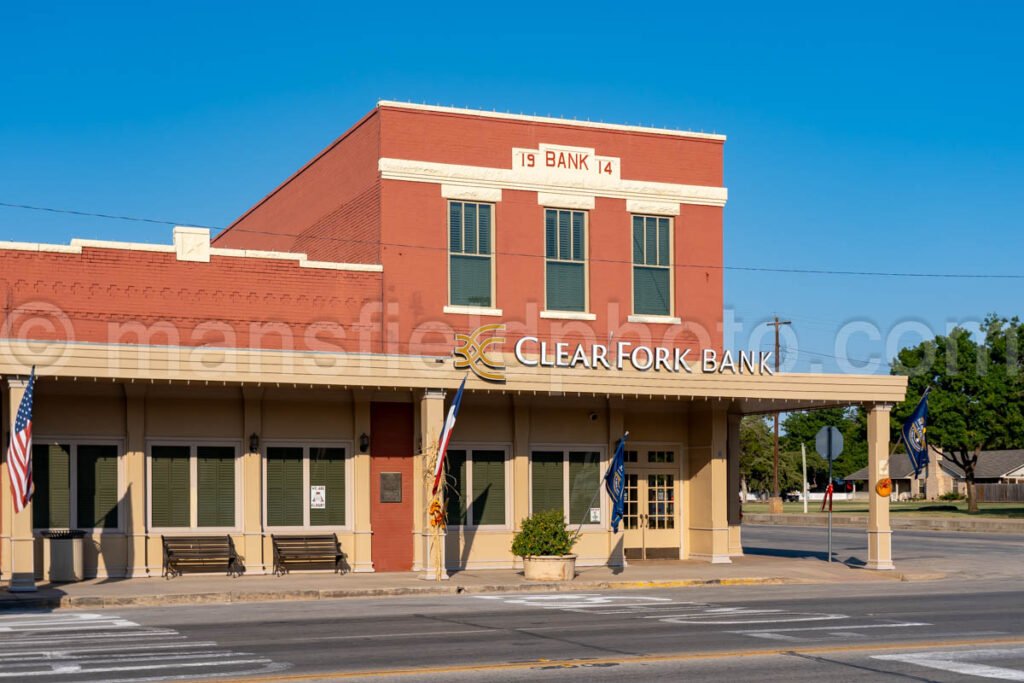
[359,433,370,453]
[249,432,260,453]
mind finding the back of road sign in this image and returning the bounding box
[815,426,844,461]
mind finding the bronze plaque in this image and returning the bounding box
[380,472,402,503]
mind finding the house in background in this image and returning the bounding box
[846,447,1024,501]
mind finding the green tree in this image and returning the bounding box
[779,407,867,485]
[891,315,1024,513]
[740,416,802,496]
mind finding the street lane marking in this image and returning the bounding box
[732,622,930,634]
[874,646,1024,681]
[174,637,1024,682]
[0,612,289,681]
[283,628,496,642]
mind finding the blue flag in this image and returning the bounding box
[604,434,628,533]
[901,390,929,477]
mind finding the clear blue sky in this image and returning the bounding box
[2,1,1021,373]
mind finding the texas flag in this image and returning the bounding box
[431,376,466,496]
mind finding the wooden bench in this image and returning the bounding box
[271,534,345,576]
[162,535,243,578]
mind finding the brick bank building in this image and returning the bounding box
[0,103,906,585]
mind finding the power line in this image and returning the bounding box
[3,200,1024,280]
[0,202,221,231]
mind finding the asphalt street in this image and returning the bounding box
[0,526,1020,682]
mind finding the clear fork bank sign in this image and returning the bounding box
[513,337,774,375]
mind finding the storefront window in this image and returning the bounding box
[151,443,237,529]
[545,209,586,311]
[33,442,119,530]
[449,201,493,307]
[266,445,348,528]
[632,215,672,316]
[531,449,602,524]
[446,449,506,526]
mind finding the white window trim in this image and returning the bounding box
[630,214,675,319]
[146,439,243,534]
[447,200,497,310]
[32,437,126,535]
[543,208,591,314]
[528,443,608,530]
[540,310,597,321]
[627,314,682,325]
[443,304,504,317]
[445,443,513,531]
[261,440,354,533]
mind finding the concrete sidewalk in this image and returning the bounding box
[0,554,912,611]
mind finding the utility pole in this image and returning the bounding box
[765,316,791,514]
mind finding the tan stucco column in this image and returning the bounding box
[351,391,373,572]
[124,384,148,577]
[608,398,626,566]
[727,413,743,556]
[241,387,265,574]
[686,406,731,563]
[866,403,895,570]
[4,377,35,591]
[418,388,446,579]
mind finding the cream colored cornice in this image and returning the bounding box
[379,158,728,208]
[0,339,906,412]
[377,101,727,142]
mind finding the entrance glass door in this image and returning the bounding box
[622,449,679,560]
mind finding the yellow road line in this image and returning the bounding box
[182,635,1024,682]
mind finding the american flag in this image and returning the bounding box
[7,367,36,513]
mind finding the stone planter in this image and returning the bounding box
[522,554,577,581]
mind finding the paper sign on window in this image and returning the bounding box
[310,485,326,510]
[589,507,601,523]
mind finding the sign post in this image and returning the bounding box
[801,443,808,514]
[815,426,844,563]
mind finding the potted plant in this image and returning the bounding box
[511,509,577,581]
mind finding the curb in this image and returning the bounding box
[743,513,1024,534]
[0,574,858,611]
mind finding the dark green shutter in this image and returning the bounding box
[267,447,303,527]
[546,261,585,311]
[310,447,345,526]
[464,203,478,253]
[77,445,118,529]
[531,451,564,516]
[634,266,670,316]
[558,211,571,258]
[33,443,70,529]
[657,218,670,266]
[477,205,491,255]
[545,210,557,258]
[197,446,235,527]
[446,450,467,525]
[632,216,644,263]
[568,451,600,525]
[645,217,657,264]
[152,446,190,527]
[449,202,462,253]
[472,450,505,526]
[571,212,584,261]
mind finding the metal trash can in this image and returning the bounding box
[41,529,85,582]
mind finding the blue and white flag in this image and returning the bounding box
[604,433,628,533]
[901,389,930,477]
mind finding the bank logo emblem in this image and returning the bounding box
[454,324,506,383]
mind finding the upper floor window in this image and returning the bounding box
[632,215,672,316]
[544,209,587,312]
[449,201,493,307]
